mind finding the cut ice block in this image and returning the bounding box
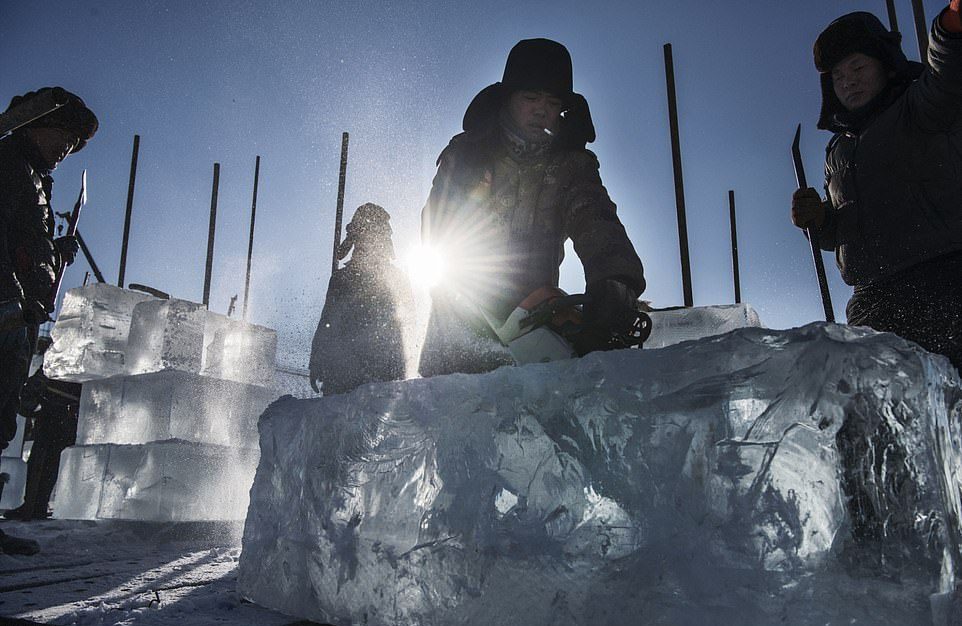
[125,299,207,374]
[202,318,277,386]
[0,457,26,511]
[645,303,761,349]
[43,284,152,382]
[53,440,257,521]
[238,323,962,626]
[272,365,316,399]
[77,371,280,447]
[50,445,106,520]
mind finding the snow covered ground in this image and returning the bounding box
[0,519,324,625]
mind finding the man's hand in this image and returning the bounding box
[20,299,50,325]
[54,236,79,266]
[791,188,827,230]
[309,365,322,394]
[584,279,638,334]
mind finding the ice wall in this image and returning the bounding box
[46,287,289,522]
[238,323,962,626]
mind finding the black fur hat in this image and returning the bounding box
[7,87,98,153]
[462,39,595,148]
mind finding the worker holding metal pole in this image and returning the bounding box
[790,4,962,369]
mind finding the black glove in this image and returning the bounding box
[584,279,638,334]
[55,236,79,266]
[21,299,51,325]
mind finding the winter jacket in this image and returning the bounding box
[309,260,411,395]
[418,123,644,377]
[0,134,60,308]
[816,17,962,286]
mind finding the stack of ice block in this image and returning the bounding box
[48,288,286,522]
[645,303,761,349]
[43,284,152,382]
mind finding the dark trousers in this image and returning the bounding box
[846,252,962,370]
[20,413,77,517]
[0,326,33,451]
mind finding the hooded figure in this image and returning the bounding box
[790,7,962,370]
[309,203,413,395]
[419,39,645,377]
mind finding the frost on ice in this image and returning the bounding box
[238,323,962,625]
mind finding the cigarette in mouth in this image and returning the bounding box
[542,127,554,137]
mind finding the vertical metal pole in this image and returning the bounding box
[243,155,260,320]
[331,132,350,276]
[911,0,928,64]
[729,190,741,305]
[117,134,140,287]
[663,44,694,307]
[203,163,220,308]
[885,0,899,33]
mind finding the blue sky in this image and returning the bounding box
[1,0,948,365]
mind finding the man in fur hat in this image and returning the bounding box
[0,87,96,553]
[309,203,412,395]
[791,4,962,369]
[418,38,645,377]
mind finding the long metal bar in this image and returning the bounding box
[663,44,693,307]
[885,0,899,33]
[203,163,220,307]
[117,134,140,287]
[243,155,261,320]
[728,190,741,304]
[76,230,105,283]
[911,0,928,64]
[791,125,835,323]
[49,171,86,311]
[331,132,350,275]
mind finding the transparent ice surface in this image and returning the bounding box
[53,441,257,521]
[125,299,207,375]
[77,371,280,447]
[645,303,761,349]
[202,318,277,387]
[238,323,962,626]
[43,284,152,382]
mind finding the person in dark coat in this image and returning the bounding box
[418,39,645,377]
[0,88,95,554]
[791,5,962,369]
[309,203,413,395]
[4,351,81,521]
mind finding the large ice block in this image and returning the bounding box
[238,323,962,626]
[43,284,152,382]
[53,440,257,521]
[125,299,207,374]
[645,303,761,349]
[3,415,26,458]
[77,371,280,447]
[202,318,277,387]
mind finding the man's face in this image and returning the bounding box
[24,127,79,169]
[831,52,889,112]
[507,90,564,142]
